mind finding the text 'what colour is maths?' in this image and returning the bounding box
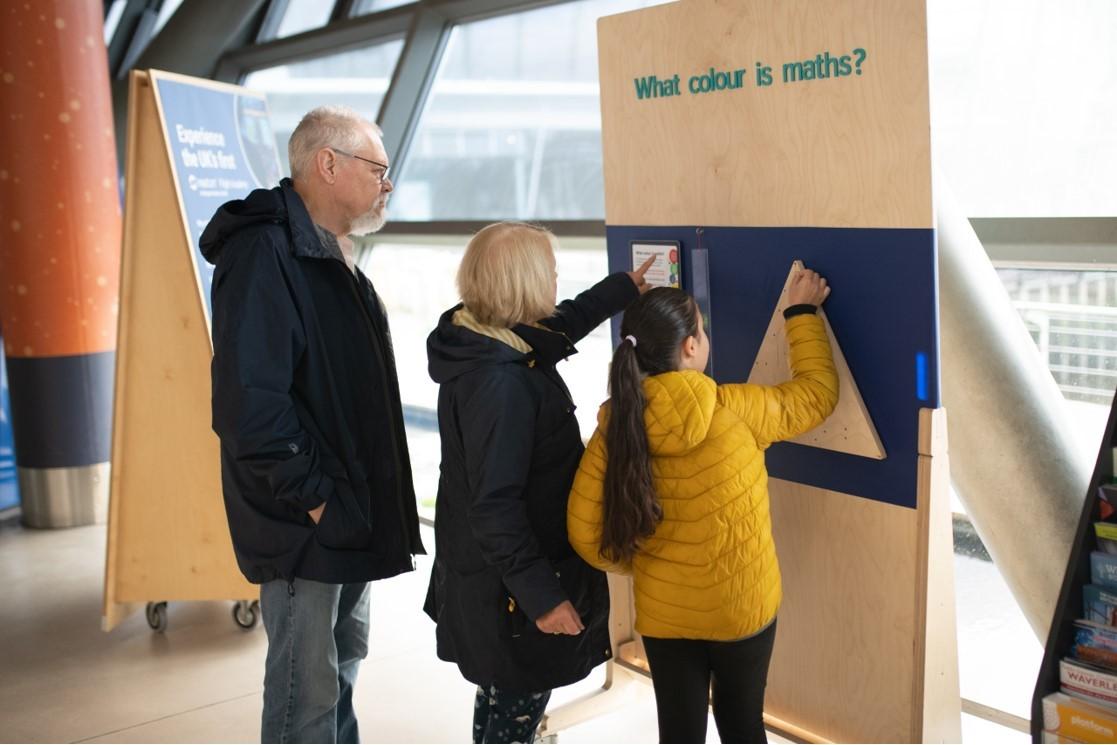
[633,49,868,100]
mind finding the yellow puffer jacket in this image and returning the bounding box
[567,314,838,640]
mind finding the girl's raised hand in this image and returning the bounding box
[788,266,831,307]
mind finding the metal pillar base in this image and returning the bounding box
[18,463,109,528]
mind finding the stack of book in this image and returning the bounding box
[1042,484,1117,742]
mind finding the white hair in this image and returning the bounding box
[458,222,558,326]
[287,105,383,179]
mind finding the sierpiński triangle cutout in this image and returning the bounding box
[748,261,885,460]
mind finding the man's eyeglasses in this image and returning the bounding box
[332,148,390,183]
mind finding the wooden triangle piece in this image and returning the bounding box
[748,261,885,460]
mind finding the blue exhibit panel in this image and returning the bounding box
[0,342,19,510]
[607,225,939,509]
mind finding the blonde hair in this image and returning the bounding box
[457,222,557,327]
[288,105,383,180]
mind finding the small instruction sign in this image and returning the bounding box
[631,241,681,289]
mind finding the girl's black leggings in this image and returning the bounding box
[642,620,777,744]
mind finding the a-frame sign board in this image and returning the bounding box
[103,70,282,630]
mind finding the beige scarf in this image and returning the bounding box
[452,307,533,354]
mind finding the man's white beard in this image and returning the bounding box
[350,202,388,236]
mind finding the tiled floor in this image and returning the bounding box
[0,516,1029,743]
[0,520,720,744]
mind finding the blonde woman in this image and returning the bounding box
[423,222,652,743]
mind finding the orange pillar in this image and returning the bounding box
[0,1,121,527]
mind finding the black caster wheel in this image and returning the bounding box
[145,601,168,633]
[233,599,260,629]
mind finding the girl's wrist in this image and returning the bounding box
[783,304,817,319]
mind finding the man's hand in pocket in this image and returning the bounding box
[309,503,325,524]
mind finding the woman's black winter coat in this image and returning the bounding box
[423,272,637,692]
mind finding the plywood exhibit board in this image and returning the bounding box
[597,1,959,741]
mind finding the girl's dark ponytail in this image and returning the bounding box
[601,338,659,564]
[600,287,699,564]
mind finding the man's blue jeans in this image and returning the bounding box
[260,578,371,743]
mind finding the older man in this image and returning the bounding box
[201,106,424,743]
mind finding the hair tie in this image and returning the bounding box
[624,335,638,347]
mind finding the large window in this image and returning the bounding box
[1000,269,1117,408]
[352,0,414,14]
[949,267,1117,732]
[390,0,668,221]
[927,3,1117,730]
[360,238,612,518]
[928,0,1117,217]
[273,0,335,39]
[954,545,1040,740]
[153,0,185,36]
[243,40,405,175]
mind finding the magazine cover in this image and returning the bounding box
[1043,692,1117,743]
[1073,620,1117,670]
[1084,585,1117,626]
[1090,552,1117,589]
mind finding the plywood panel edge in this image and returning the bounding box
[915,407,962,742]
[103,70,151,631]
[763,714,831,745]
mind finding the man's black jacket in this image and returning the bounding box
[202,178,424,585]
[424,272,637,691]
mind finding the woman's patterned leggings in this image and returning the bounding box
[472,685,552,743]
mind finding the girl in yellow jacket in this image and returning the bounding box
[567,268,837,744]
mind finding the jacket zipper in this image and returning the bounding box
[535,326,578,408]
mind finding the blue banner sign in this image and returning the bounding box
[152,72,282,321]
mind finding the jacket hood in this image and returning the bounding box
[427,305,580,384]
[200,178,321,264]
[597,369,717,456]
[427,304,527,384]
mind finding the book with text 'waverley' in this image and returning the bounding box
[1061,658,1117,709]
